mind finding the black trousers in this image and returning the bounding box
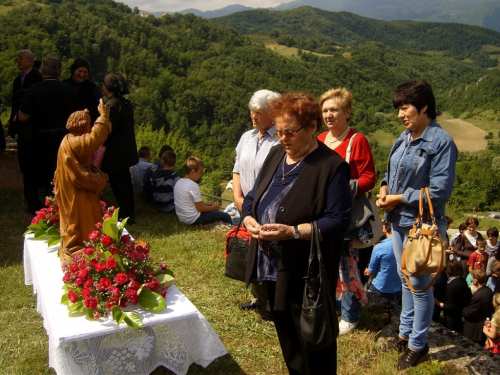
[107,169,135,222]
[266,281,337,375]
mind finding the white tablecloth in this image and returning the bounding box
[23,235,227,375]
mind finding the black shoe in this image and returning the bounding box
[395,338,409,353]
[240,300,260,310]
[397,344,429,370]
[261,311,273,321]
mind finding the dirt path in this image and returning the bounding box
[0,136,23,190]
[437,114,488,152]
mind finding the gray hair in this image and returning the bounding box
[41,57,62,77]
[19,50,34,62]
[248,89,281,113]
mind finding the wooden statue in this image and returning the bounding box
[54,101,111,264]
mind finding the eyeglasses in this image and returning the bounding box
[274,124,306,138]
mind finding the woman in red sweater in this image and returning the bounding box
[318,88,376,335]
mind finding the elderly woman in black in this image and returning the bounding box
[242,92,352,374]
[101,74,138,224]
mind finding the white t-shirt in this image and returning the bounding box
[174,178,202,224]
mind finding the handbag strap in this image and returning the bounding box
[417,187,436,225]
[307,221,326,278]
[344,132,357,164]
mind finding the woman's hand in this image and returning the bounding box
[243,216,261,239]
[259,223,294,241]
[377,193,403,212]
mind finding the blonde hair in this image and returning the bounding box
[319,88,353,122]
[184,156,203,175]
[66,109,90,134]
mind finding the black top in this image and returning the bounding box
[63,77,101,124]
[101,96,138,173]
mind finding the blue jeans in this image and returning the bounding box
[193,210,232,225]
[392,221,447,351]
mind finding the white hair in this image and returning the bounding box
[248,89,281,113]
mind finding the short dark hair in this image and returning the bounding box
[41,57,62,77]
[383,220,392,234]
[161,150,176,168]
[157,145,173,159]
[138,146,150,159]
[458,223,467,232]
[392,80,436,119]
[487,227,499,238]
[472,268,487,284]
[477,238,487,247]
[446,259,463,277]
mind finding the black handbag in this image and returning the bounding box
[224,224,250,282]
[300,221,337,351]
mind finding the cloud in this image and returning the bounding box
[122,0,290,13]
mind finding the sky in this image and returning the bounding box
[121,0,293,13]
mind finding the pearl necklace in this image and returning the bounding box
[327,127,350,144]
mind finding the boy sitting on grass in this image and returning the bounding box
[174,157,232,225]
[150,150,180,213]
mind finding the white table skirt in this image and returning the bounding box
[23,235,227,375]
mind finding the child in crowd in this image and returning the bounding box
[131,146,152,197]
[487,261,500,293]
[487,249,500,277]
[468,238,489,274]
[174,157,232,225]
[486,227,500,257]
[150,150,180,213]
[143,145,174,202]
[434,260,471,333]
[483,293,500,354]
[463,269,495,345]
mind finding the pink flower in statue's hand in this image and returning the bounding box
[81,287,92,299]
[105,257,116,270]
[121,234,131,244]
[109,286,121,297]
[115,273,128,285]
[85,297,98,310]
[49,216,60,224]
[119,297,128,308]
[45,199,51,206]
[148,280,160,292]
[109,248,119,255]
[83,247,94,255]
[107,297,119,309]
[95,263,106,272]
[88,230,101,241]
[68,291,78,303]
[93,311,100,320]
[101,236,113,247]
[84,279,94,287]
[128,280,141,290]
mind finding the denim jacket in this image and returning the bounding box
[383,120,457,227]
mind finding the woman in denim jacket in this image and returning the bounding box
[377,80,457,370]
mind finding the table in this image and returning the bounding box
[23,235,227,375]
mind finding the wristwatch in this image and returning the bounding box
[293,226,300,240]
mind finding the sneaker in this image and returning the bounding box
[239,300,261,310]
[338,319,358,335]
[395,337,409,353]
[397,344,429,370]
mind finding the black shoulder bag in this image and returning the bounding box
[300,221,337,351]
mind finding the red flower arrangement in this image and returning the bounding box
[61,209,174,328]
[25,196,61,246]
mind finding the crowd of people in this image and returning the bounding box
[5,49,500,373]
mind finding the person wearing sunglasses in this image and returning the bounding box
[242,92,352,374]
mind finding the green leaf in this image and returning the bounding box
[113,254,126,273]
[47,236,61,247]
[68,300,84,313]
[156,273,175,287]
[34,229,47,239]
[102,217,118,240]
[27,223,42,232]
[46,226,60,236]
[123,312,143,328]
[61,293,69,305]
[112,306,125,324]
[112,208,120,222]
[138,290,167,312]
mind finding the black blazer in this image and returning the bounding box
[463,285,494,343]
[443,277,471,332]
[244,142,351,312]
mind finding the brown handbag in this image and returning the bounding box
[401,187,445,293]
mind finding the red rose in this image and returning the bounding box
[109,247,120,255]
[68,291,78,303]
[128,280,141,290]
[69,264,79,273]
[101,235,113,247]
[103,213,112,219]
[129,297,138,305]
[45,199,51,206]
[98,277,112,290]
[159,289,167,298]
[115,273,128,285]
[109,286,121,297]
[83,247,94,255]
[105,257,116,270]
[100,200,106,207]
[89,259,98,267]
[81,287,92,299]
[84,297,98,310]
[49,216,60,224]
[62,272,72,283]
[126,289,138,299]
[95,263,106,272]
[109,206,116,212]
[148,280,160,292]
[121,234,131,244]
[84,279,94,287]
[31,217,39,224]
[107,297,119,309]
[119,297,128,308]
[130,268,138,275]
[77,268,89,279]
[75,278,84,287]
[93,311,100,320]
[88,230,101,241]
[95,222,102,229]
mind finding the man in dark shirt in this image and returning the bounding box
[18,57,77,214]
[6,50,42,139]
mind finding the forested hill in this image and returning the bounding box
[1,0,500,212]
[212,6,500,66]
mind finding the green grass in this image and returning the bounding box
[0,184,467,374]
